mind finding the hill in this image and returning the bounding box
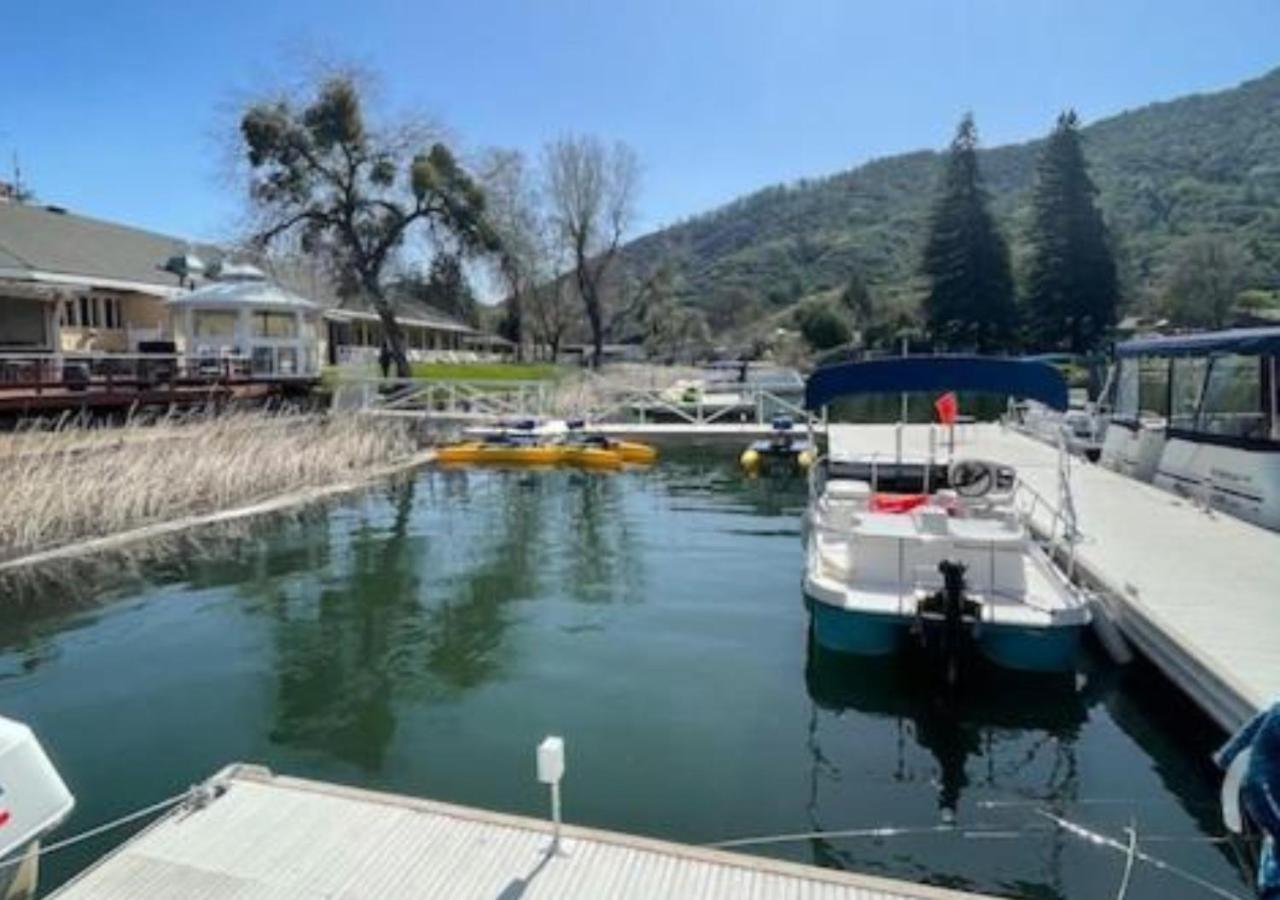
[618,66,1280,338]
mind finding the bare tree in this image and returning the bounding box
[480,149,544,361]
[236,73,497,376]
[527,276,575,362]
[543,135,638,367]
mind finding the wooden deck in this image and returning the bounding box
[827,422,1280,731]
[52,765,995,900]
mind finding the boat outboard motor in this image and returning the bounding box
[1216,701,1280,898]
[918,560,982,685]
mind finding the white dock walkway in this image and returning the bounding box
[52,765,993,900]
[827,423,1280,731]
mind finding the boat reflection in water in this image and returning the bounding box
[801,633,1091,891]
[805,634,1087,818]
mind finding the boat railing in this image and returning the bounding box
[1011,439,1081,577]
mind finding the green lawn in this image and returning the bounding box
[408,362,565,381]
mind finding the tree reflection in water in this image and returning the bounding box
[260,468,641,771]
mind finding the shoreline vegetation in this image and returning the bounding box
[0,412,420,568]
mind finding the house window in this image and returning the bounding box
[61,300,75,327]
[105,297,120,329]
[78,296,90,328]
[193,310,238,338]
[251,311,297,338]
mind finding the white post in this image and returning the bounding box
[537,736,565,854]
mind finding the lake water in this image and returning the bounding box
[0,454,1250,899]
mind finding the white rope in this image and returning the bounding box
[1115,822,1137,900]
[0,787,197,873]
[1034,810,1248,900]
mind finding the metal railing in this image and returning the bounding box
[361,374,820,430]
[361,378,556,421]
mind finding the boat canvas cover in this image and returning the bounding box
[804,356,1068,411]
[0,717,74,858]
[1117,326,1280,358]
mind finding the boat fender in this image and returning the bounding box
[740,448,760,474]
[1086,594,1133,665]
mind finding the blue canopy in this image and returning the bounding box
[804,356,1068,411]
[1117,327,1280,358]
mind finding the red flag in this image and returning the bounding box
[934,391,958,425]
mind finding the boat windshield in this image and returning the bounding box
[1116,347,1277,444]
[1199,354,1268,440]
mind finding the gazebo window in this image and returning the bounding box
[252,311,298,338]
[194,310,238,338]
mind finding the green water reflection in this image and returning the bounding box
[0,457,1249,899]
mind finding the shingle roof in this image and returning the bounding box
[0,202,222,291]
[0,201,477,333]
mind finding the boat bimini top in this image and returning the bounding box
[804,355,1069,411]
[1116,326,1280,358]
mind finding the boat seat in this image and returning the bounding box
[821,479,871,531]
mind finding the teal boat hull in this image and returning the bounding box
[809,601,1084,673]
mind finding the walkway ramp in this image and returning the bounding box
[52,765,993,900]
[827,423,1280,731]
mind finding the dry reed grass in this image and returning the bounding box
[0,412,417,561]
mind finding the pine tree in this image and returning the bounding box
[1024,111,1119,353]
[921,115,1017,353]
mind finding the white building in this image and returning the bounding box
[168,273,322,378]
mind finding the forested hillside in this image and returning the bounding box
[619,66,1280,337]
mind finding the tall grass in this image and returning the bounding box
[0,412,417,561]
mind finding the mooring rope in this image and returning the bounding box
[0,784,213,873]
[708,810,1250,900]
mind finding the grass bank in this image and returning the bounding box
[0,412,417,563]
[408,361,564,381]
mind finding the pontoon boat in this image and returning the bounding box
[801,357,1091,676]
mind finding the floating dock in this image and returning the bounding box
[52,765,992,900]
[462,421,827,448]
[827,422,1280,731]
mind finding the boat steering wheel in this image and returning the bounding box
[948,459,995,498]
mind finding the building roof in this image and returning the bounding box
[320,294,476,334]
[168,279,321,313]
[0,201,223,295]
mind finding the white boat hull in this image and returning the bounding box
[1153,437,1280,531]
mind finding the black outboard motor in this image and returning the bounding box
[917,560,982,685]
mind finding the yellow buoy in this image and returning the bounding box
[739,448,761,475]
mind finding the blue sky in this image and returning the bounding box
[2,0,1277,243]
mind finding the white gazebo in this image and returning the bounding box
[168,273,321,379]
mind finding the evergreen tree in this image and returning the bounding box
[1024,110,1119,353]
[920,115,1017,352]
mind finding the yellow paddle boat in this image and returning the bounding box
[740,417,816,476]
[564,420,659,465]
[560,444,624,470]
[436,439,564,466]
